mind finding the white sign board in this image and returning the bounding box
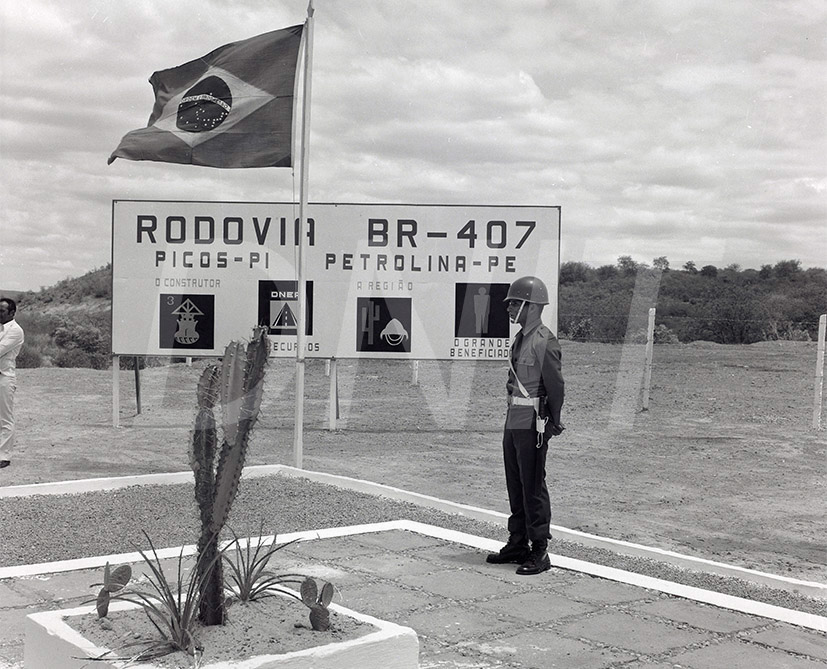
[112,201,560,359]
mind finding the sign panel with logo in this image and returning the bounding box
[356,297,412,353]
[112,201,560,359]
[158,294,215,350]
[256,280,313,336]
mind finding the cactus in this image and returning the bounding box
[93,562,132,618]
[189,326,270,626]
[300,577,335,631]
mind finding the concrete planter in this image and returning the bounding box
[25,599,419,669]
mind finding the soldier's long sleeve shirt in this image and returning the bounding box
[506,316,564,430]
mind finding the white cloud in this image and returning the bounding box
[1,0,825,291]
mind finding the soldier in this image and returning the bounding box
[486,276,564,575]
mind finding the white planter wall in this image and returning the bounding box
[25,600,419,669]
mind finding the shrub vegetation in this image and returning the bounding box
[556,257,825,344]
[4,259,826,369]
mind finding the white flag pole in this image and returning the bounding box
[294,1,315,469]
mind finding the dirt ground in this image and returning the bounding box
[3,340,825,583]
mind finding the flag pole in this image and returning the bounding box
[294,0,315,469]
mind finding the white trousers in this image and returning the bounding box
[0,374,16,460]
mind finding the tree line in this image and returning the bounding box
[6,258,826,369]
[558,257,826,344]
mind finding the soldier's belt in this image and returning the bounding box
[508,396,539,410]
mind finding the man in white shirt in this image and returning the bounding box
[0,298,25,468]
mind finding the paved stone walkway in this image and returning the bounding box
[1,528,825,668]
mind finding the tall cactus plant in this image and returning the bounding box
[189,326,270,625]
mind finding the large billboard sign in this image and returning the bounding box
[112,201,560,359]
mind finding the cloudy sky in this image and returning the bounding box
[1,0,824,291]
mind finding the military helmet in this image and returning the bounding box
[504,275,549,305]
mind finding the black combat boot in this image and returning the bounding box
[486,537,530,564]
[516,540,550,575]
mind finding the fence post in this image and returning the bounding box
[642,308,656,410]
[412,360,419,386]
[814,314,826,430]
[609,268,663,430]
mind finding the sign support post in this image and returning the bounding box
[134,358,142,414]
[112,356,120,428]
[328,357,338,430]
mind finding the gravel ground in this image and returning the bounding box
[2,475,825,618]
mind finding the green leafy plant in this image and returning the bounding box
[222,524,303,603]
[88,530,224,662]
[222,523,336,631]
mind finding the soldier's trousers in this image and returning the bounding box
[502,428,551,544]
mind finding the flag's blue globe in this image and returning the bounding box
[176,75,233,133]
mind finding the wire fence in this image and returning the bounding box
[557,314,822,345]
[558,266,824,345]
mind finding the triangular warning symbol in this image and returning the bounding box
[272,303,297,328]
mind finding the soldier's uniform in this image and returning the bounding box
[504,317,564,544]
[488,276,565,575]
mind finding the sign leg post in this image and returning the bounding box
[328,357,338,430]
[112,356,120,428]
[134,357,141,415]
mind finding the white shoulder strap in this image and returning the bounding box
[508,336,530,398]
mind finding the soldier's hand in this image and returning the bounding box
[547,422,565,437]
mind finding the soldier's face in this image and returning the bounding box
[506,299,525,324]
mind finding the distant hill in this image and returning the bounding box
[12,265,111,316]
[11,266,113,369]
[7,257,827,371]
